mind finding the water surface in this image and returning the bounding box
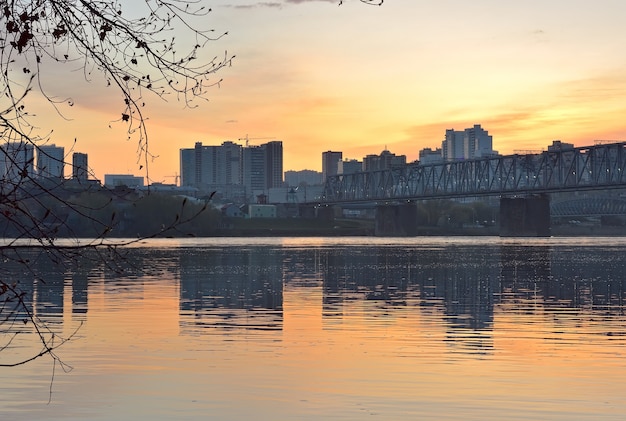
[1,237,626,420]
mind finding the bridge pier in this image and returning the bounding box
[316,205,340,220]
[375,203,418,236]
[499,194,551,237]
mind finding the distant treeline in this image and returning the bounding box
[1,188,222,238]
[412,199,498,227]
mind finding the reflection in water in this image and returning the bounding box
[71,269,88,315]
[319,246,500,352]
[501,245,626,316]
[7,242,626,343]
[179,248,284,332]
[3,239,626,420]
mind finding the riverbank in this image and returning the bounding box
[215,217,375,236]
[217,217,626,237]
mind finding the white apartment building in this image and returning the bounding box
[442,124,495,161]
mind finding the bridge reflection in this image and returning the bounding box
[5,243,626,352]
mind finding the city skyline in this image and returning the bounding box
[20,0,626,183]
[0,131,593,189]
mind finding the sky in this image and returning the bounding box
[30,0,626,183]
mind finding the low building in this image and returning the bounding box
[418,147,443,165]
[363,149,406,171]
[248,204,277,218]
[548,140,575,151]
[139,183,200,198]
[221,203,245,218]
[338,159,363,175]
[267,185,325,204]
[104,174,144,188]
[284,169,322,186]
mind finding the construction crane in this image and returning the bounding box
[238,135,275,147]
[165,173,180,185]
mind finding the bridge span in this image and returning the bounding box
[317,141,626,236]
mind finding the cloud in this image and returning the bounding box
[223,2,282,10]
[221,0,381,10]
[223,0,336,9]
[285,0,336,3]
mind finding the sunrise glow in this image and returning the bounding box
[29,1,626,183]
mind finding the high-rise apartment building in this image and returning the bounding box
[72,152,89,181]
[264,141,283,189]
[242,145,267,193]
[242,140,283,195]
[442,124,494,161]
[180,139,282,201]
[37,144,65,178]
[180,141,244,188]
[466,124,494,158]
[179,146,196,187]
[442,129,465,161]
[0,141,35,185]
[218,141,244,185]
[322,151,342,182]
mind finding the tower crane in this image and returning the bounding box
[238,135,275,147]
[165,173,180,185]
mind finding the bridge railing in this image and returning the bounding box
[322,142,626,203]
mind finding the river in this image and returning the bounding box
[1,236,626,420]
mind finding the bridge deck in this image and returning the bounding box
[321,142,626,204]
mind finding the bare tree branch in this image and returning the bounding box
[1,0,229,369]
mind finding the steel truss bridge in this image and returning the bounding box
[322,142,626,204]
[551,197,626,218]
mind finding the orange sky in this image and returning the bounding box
[24,0,626,183]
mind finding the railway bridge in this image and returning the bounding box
[314,141,626,236]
